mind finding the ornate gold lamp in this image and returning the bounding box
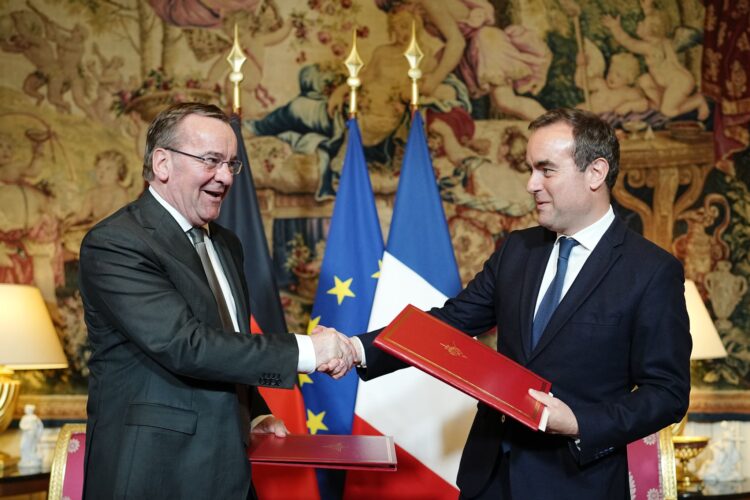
[0,284,68,469]
[672,280,727,491]
[673,435,711,490]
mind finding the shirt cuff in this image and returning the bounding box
[295,334,316,373]
[352,336,367,368]
[251,414,271,431]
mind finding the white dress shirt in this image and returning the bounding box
[533,206,616,317]
[149,187,316,372]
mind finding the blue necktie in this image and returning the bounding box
[531,237,579,350]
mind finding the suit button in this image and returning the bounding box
[501,415,506,423]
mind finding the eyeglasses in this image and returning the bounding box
[164,147,243,175]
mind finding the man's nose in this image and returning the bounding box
[526,171,539,194]
[215,163,234,185]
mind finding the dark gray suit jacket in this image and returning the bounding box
[79,191,298,499]
[359,217,691,499]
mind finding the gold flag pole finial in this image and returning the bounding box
[344,30,364,118]
[226,23,247,116]
[404,20,423,112]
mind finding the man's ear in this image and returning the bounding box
[151,148,170,182]
[587,158,609,191]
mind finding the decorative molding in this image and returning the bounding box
[14,395,87,420]
[690,389,750,415]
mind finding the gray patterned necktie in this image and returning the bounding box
[188,226,234,330]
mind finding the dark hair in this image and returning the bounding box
[142,102,229,181]
[528,108,620,190]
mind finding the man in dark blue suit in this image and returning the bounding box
[355,108,691,499]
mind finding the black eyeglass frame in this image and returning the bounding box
[164,147,243,175]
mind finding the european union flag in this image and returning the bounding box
[300,118,384,499]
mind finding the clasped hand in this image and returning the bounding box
[309,325,360,379]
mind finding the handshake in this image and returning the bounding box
[309,325,363,379]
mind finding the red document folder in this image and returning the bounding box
[373,304,551,431]
[248,434,397,471]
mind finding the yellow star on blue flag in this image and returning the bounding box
[299,118,384,499]
[306,409,328,435]
[327,276,355,305]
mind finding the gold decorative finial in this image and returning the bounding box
[403,21,423,110]
[226,23,247,115]
[344,30,364,118]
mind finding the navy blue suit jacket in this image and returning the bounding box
[359,217,691,499]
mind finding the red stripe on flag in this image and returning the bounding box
[250,316,320,500]
[345,415,459,500]
[249,315,262,334]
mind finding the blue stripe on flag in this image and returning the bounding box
[300,118,384,499]
[387,112,461,297]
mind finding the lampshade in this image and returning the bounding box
[685,280,727,360]
[0,284,68,369]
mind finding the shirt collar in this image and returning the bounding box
[149,186,210,235]
[558,206,615,251]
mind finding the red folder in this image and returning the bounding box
[248,433,397,471]
[373,304,551,431]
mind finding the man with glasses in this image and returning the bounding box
[79,102,356,499]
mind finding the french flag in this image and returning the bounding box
[347,112,478,498]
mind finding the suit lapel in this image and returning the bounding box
[209,225,250,334]
[136,192,236,328]
[529,218,625,361]
[136,192,203,273]
[520,230,556,360]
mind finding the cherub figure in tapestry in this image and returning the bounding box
[26,1,96,119]
[602,0,709,120]
[147,0,259,28]
[66,150,132,226]
[574,43,649,117]
[327,8,471,151]
[433,116,535,216]
[86,44,127,125]
[0,130,63,304]
[0,9,69,113]
[376,0,552,121]
[62,150,133,260]
[218,1,292,111]
[178,0,293,113]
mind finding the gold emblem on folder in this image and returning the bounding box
[323,442,345,453]
[441,342,468,358]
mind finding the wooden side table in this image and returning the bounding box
[0,467,50,497]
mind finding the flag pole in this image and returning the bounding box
[221,22,321,500]
[344,30,364,119]
[404,21,424,114]
[226,23,248,117]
